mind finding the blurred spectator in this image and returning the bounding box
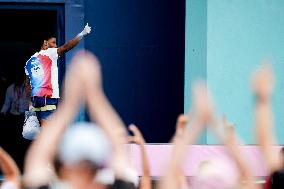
[0,72,8,105]
[1,75,29,116]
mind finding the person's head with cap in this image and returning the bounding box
[57,122,111,183]
[191,157,239,189]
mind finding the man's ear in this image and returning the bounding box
[43,40,48,47]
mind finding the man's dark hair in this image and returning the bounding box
[33,33,56,51]
[46,35,56,40]
[33,37,44,51]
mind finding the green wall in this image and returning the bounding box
[185,0,284,144]
[185,0,207,143]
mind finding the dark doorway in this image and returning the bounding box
[0,8,58,172]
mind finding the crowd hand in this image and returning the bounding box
[251,63,274,101]
[72,50,129,151]
[68,50,132,179]
[192,81,214,124]
[175,114,188,137]
[70,51,102,92]
[128,124,145,145]
[62,53,90,108]
[65,50,102,106]
[223,116,238,145]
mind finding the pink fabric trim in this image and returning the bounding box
[127,144,282,177]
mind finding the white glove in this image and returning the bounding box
[78,23,91,38]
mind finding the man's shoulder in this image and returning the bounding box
[40,48,58,58]
[45,48,58,54]
[26,53,38,63]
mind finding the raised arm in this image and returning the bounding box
[171,114,189,143]
[57,23,91,56]
[0,147,20,188]
[66,51,133,181]
[222,117,260,189]
[128,124,151,189]
[159,82,213,189]
[252,64,281,174]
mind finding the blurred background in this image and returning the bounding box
[1,0,284,176]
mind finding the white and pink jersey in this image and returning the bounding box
[25,48,59,98]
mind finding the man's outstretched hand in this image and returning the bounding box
[79,23,92,38]
[128,124,146,145]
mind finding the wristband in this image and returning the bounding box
[77,32,85,39]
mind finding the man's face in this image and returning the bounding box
[47,37,57,48]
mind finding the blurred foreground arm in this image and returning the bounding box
[0,147,20,188]
[128,124,151,189]
[252,64,281,173]
[159,82,213,189]
[223,117,260,189]
[71,51,132,181]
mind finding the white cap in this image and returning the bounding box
[0,182,18,189]
[191,157,239,189]
[95,168,115,185]
[58,122,111,167]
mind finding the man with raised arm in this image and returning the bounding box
[25,24,91,127]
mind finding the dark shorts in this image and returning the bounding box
[31,96,59,120]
